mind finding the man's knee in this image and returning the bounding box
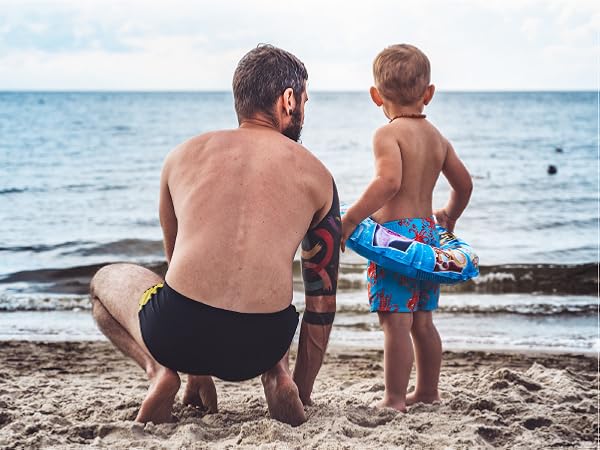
[90,263,125,299]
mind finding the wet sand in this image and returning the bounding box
[0,341,596,449]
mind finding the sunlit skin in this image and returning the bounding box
[341,82,472,412]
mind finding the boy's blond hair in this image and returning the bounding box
[373,44,431,106]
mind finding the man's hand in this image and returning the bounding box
[434,209,457,232]
[341,214,359,252]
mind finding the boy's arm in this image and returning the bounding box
[293,181,340,405]
[159,155,178,264]
[435,140,473,232]
[341,126,402,250]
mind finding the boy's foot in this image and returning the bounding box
[375,398,407,413]
[182,375,218,413]
[405,391,440,406]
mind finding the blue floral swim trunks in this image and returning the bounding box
[367,217,440,313]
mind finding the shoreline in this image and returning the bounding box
[1,261,597,296]
[0,306,596,355]
[0,341,596,449]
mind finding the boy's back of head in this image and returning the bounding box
[373,44,430,106]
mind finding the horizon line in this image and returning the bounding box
[0,88,596,94]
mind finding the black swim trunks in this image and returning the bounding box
[138,283,299,382]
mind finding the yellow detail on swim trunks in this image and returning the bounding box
[139,283,164,311]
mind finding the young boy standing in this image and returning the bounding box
[341,44,473,412]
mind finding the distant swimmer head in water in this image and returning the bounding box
[233,44,308,142]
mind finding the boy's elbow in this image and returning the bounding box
[462,177,473,197]
[380,176,402,195]
[465,177,474,196]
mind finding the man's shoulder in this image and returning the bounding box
[168,130,232,157]
[292,141,332,180]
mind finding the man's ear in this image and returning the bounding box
[283,87,296,115]
[423,84,435,105]
[370,86,383,107]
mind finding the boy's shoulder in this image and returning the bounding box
[373,119,450,145]
[371,122,401,155]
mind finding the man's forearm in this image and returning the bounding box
[292,321,332,404]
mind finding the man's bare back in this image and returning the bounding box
[162,126,333,313]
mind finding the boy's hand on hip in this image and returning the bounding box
[340,215,358,252]
[434,209,457,232]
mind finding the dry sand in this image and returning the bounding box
[0,341,596,449]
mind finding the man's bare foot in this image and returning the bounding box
[261,371,306,427]
[375,397,407,412]
[182,375,218,413]
[405,391,440,406]
[136,366,180,424]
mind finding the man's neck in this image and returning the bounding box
[239,114,280,132]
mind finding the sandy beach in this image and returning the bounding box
[0,341,596,449]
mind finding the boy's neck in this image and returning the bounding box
[383,102,424,121]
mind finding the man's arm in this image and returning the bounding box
[434,140,472,232]
[292,180,341,405]
[341,126,402,250]
[159,155,177,263]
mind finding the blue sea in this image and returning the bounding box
[0,91,597,353]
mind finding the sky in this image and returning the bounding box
[0,0,598,91]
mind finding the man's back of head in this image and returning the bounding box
[232,44,308,127]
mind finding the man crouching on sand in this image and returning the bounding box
[89,44,340,427]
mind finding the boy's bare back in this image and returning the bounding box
[370,118,448,224]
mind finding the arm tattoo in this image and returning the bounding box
[301,179,341,296]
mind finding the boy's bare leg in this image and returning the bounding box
[406,310,441,406]
[90,263,181,423]
[261,351,306,426]
[183,375,218,413]
[376,312,414,412]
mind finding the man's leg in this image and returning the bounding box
[406,310,441,406]
[261,351,306,426]
[183,375,218,413]
[90,263,181,423]
[377,312,414,412]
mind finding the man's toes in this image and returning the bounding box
[199,388,218,413]
[182,389,204,408]
[264,378,306,427]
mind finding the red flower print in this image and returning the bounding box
[406,293,419,311]
[367,262,377,280]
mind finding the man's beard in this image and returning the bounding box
[282,108,303,142]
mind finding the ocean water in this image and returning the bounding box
[0,91,597,352]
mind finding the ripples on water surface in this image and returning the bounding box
[0,91,596,274]
[0,91,596,352]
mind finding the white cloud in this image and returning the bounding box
[0,0,597,90]
[521,18,542,41]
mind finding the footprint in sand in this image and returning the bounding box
[346,408,397,428]
[522,417,552,430]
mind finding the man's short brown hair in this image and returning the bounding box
[232,44,308,124]
[373,44,430,105]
